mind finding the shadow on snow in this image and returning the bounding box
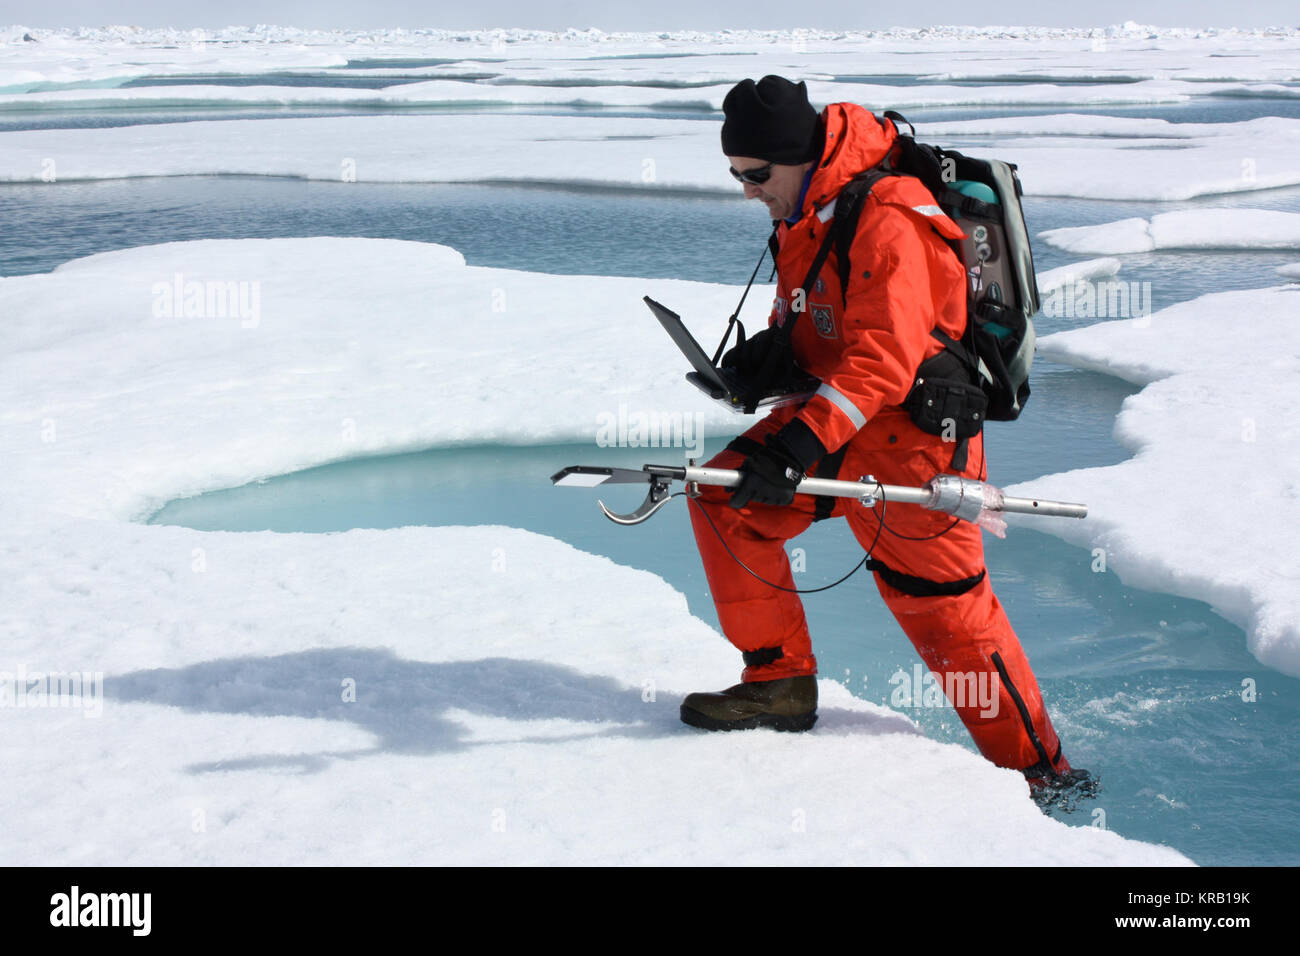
[108,647,918,774]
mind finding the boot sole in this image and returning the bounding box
[679,704,817,733]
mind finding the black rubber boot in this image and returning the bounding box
[680,676,818,732]
[1028,768,1101,812]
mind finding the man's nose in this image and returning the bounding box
[742,182,763,200]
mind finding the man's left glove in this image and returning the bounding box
[721,326,779,380]
[729,419,828,509]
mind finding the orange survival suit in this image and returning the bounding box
[691,102,1073,778]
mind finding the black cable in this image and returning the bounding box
[872,487,961,542]
[689,491,885,595]
[871,429,989,542]
[688,425,993,589]
[711,222,780,367]
[687,417,993,591]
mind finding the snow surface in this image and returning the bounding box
[5,23,1300,92]
[1041,210,1300,254]
[0,77,1261,112]
[0,237,1191,865]
[1018,284,1300,680]
[4,25,1300,203]
[4,111,1300,201]
[9,18,1275,866]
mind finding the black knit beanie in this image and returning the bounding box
[721,76,821,164]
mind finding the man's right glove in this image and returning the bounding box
[729,421,828,509]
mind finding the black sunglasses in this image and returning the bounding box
[729,161,775,185]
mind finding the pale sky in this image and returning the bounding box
[3,0,1297,31]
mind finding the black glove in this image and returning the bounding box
[729,420,828,509]
[721,326,779,380]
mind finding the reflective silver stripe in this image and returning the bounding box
[911,204,944,217]
[815,382,867,430]
[816,198,838,222]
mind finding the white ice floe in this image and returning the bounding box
[4,23,1300,206]
[0,80,725,112]
[1040,210,1300,254]
[0,114,737,193]
[0,76,1252,112]
[5,24,1300,92]
[4,111,1300,202]
[1035,257,1124,295]
[1020,284,1300,680]
[0,237,1190,865]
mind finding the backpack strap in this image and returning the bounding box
[882,110,915,138]
[831,169,898,300]
[830,164,984,385]
[735,164,924,412]
[930,327,981,378]
[774,218,837,348]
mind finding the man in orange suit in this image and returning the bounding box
[682,76,1091,801]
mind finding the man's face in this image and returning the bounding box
[727,155,808,221]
